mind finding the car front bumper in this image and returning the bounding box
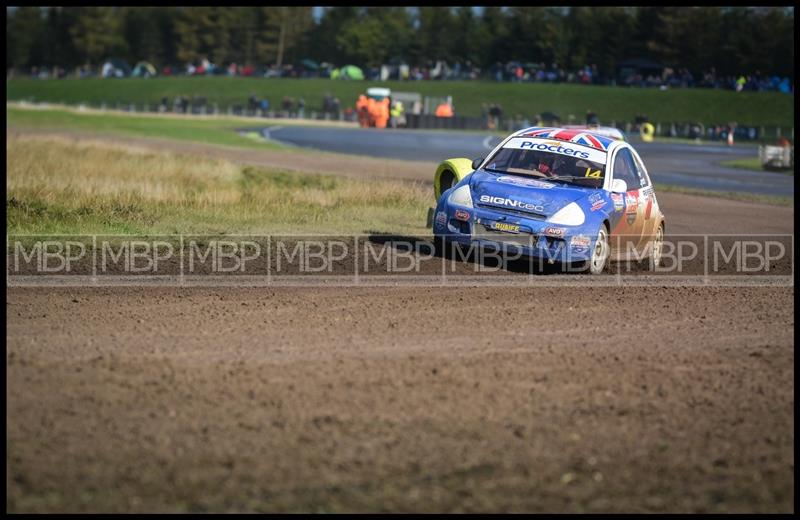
[433,201,597,263]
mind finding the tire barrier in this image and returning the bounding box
[640,122,655,142]
[433,158,474,200]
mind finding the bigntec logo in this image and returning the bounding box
[479,195,545,213]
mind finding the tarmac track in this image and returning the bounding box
[6,128,795,512]
[262,126,795,197]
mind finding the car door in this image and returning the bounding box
[609,147,647,257]
[630,148,660,251]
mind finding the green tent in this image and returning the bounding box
[132,61,157,78]
[336,65,364,80]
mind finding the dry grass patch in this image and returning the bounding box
[7,134,431,235]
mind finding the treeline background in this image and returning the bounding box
[6,6,795,78]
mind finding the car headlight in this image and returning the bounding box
[447,184,473,208]
[549,202,585,226]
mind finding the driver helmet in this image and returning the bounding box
[537,154,565,176]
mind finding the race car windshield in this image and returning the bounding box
[483,148,606,187]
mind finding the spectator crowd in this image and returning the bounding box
[14,57,794,95]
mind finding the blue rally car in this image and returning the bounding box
[430,127,666,274]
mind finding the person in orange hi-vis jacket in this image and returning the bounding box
[366,97,378,127]
[356,95,369,127]
[374,98,390,128]
[435,102,454,117]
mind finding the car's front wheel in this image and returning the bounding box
[433,235,465,260]
[587,225,611,274]
[571,225,610,275]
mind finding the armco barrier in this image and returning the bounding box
[22,101,794,140]
[405,114,486,131]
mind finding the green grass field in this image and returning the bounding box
[7,106,285,150]
[7,77,794,129]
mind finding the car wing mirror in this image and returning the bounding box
[471,157,484,170]
[610,178,628,193]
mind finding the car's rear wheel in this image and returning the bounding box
[649,223,665,270]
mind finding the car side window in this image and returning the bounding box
[631,151,651,187]
[612,149,642,190]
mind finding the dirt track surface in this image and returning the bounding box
[6,128,795,512]
[6,285,794,513]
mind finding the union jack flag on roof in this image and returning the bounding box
[518,127,615,151]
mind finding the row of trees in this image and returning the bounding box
[6,7,313,71]
[7,6,795,78]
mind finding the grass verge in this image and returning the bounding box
[6,134,432,236]
[654,183,793,207]
[719,157,794,175]
[6,105,286,150]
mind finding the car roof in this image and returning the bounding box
[560,125,626,141]
[510,126,625,153]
